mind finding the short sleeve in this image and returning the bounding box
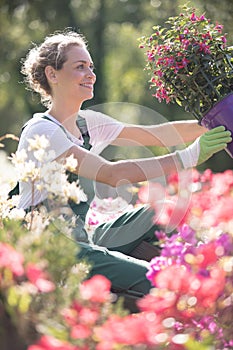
[18,118,74,161]
[17,116,76,209]
[79,109,124,154]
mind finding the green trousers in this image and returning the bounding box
[77,205,159,312]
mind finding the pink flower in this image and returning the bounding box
[190,12,197,21]
[87,216,99,226]
[199,14,206,21]
[138,291,177,315]
[200,168,213,182]
[198,42,211,54]
[79,307,99,325]
[138,182,165,206]
[211,170,233,196]
[215,23,223,32]
[221,35,227,43]
[147,51,155,61]
[71,324,91,339]
[26,263,55,293]
[202,32,212,40]
[61,307,78,327]
[28,335,77,350]
[95,313,164,348]
[154,265,193,294]
[79,275,111,303]
[0,242,24,276]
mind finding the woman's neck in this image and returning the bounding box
[47,104,82,139]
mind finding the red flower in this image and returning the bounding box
[79,275,111,303]
[196,241,219,269]
[26,263,55,292]
[196,267,225,307]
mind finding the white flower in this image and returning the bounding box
[64,154,78,172]
[63,181,87,203]
[27,134,50,151]
[40,161,63,182]
[43,150,56,162]
[33,148,46,162]
[7,207,26,220]
[25,210,50,235]
[19,160,40,182]
[10,149,28,165]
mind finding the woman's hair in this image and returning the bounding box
[21,29,87,107]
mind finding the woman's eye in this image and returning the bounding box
[76,64,95,71]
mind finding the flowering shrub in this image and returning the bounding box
[137,169,233,349]
[141,226,233,349]
[1,134,233,350]
[0,219,88,349]
[139,5,233,120]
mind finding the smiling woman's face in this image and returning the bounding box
[51,45,96,104]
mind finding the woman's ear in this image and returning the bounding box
[45,66,58,84]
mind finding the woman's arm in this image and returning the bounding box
[112,120,208,147]
[64,145,183,187]
[60,126,231,188]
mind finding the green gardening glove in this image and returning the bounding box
[197,126,232,165]
[176,126,232,169]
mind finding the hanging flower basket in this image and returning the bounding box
[140,5,233,157]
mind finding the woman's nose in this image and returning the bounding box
[87,71,96,83]
[87,68,96,78]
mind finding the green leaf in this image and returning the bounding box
[18,293,32,313]
[7,286,19,307]
[185,337,214,350]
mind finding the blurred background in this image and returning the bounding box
[0,0,233,171]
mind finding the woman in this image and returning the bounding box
[18,30,231,312]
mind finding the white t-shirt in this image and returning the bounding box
[17,109,124,209]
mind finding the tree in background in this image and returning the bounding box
[0,0,233,170]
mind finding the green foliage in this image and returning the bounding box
[185,337,215,350]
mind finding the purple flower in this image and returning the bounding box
[155,230,167,241]
[179,224,197,245]
[216,233,233,255]
[146,256,170,282]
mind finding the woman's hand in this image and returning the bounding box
[176,126,232,168]
[197,126,232,165]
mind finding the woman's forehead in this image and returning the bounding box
[66,46,93,63]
